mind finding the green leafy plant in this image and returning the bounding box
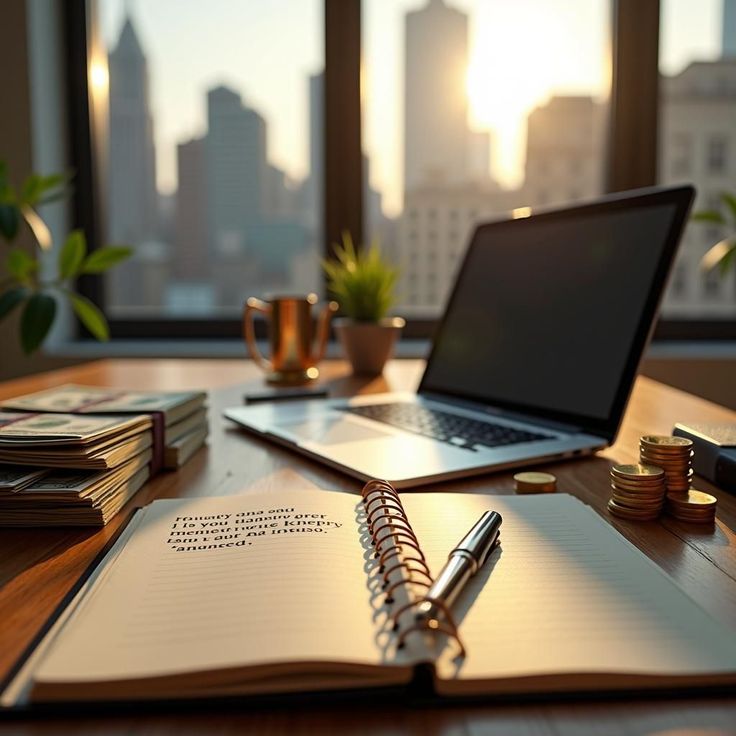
[0,161,132,353]
[692,191,736,276]
[323,231,399,322]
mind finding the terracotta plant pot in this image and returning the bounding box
[334,317,406,375]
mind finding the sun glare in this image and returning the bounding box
[463,3,602,189]
[89,59,109,92]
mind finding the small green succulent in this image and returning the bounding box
[323,231,399,322]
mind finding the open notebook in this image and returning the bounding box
[3,485,736,707]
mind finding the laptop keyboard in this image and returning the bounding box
[343,402,549,451]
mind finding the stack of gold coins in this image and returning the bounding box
[639,436,693,494]
[665,489,718,524]
[608,464,666,521]
[513,471,557,494]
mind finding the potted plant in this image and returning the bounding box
[693,191,736,276]
[324,231,404,375]
[0,161,131,353]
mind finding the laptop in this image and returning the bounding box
[225,185,695,488]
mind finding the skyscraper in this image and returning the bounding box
[174,136,207,281]
[659,59,736,317]
[724,0,736,57]
[404,0,470,195]
[205,86,267,256]
[523,96,605,207]
[107,15,158,244]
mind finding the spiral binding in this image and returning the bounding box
[361,479,464,657]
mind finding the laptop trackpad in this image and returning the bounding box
[278,416,392,445]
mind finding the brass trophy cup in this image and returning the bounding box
[243,294,338,385]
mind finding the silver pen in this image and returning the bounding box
[415,510,502,627]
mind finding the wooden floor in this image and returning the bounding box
[0,358,735,735]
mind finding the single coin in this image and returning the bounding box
[611,484,665,498]
[639,446,693,457]
[666,509,716,523]
[611,464,664,480]
[611,497,664,511]
[514,472,557,493]
[611,486,664,498]
[666,490,717,508]
[607,499,660,521]
[667,506,716,518]
[640,450,691,461]
[610,476,666,489]
[639,448,690,458]
[608,498,661,515]
[640,458,691,471]
[640,436,693,450]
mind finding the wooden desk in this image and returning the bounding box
[1,358,735,734]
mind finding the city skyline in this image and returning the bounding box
[99,0,726,216]
[102,0,735,320]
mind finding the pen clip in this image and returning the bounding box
[454,510,502,568]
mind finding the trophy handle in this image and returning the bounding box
[312,301,339,365]
[243,297,273,372]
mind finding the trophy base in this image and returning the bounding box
[265,367,320,386]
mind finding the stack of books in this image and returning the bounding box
[0,386,208,527]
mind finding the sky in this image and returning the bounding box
[99,0,725,218]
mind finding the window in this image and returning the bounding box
[703,269,721,298]
[669,132,692,178]
[362,0,611,316]
[92,0,323,319]
[65,0,735,340]
[671,261,688,298]
[658,0,736,322]
[707,136,728,175]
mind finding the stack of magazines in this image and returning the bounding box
[0,386,208,527]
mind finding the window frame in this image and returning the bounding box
[63,0,736,343]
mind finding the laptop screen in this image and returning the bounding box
[420,188,692,438]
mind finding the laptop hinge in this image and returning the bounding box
[420,391,587,436]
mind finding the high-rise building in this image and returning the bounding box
[107,16,158,244]
[523,96,605,208]
[659,59,736,317]
[106,15,161,308]
[205,86,267,256]
[305,72,323,234]
[174,136,207,281]
[404,0,471,194]
[397,183,516,311]
[724,0,736,57]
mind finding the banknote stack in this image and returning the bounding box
[0,386,208,526]
[1,385,208,470]
[607,463,667,521]
[0,413,153,526]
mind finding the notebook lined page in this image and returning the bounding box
[400,493,736,685]
[34,490,392,685]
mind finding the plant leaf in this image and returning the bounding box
[0,203,20,240]
[718,241,736,276]
[69,292,109,341]
[59,230,87,279]
[691,210,726,225]
[721,192,736,223]
[20,293,56,353]
[80,245,133,273]
[20,174,43,206]
[0,287,27,320]
[21,205,53,250]
[6,249,38,282]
